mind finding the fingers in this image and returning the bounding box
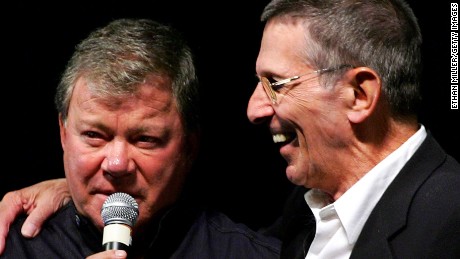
[0,178,70,255]
[86,250,127,259]
[19,179,70,238]
[20,209,47,238]
[0,191,27,254]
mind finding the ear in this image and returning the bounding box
[58,113,67,149]
[343,67,381,123]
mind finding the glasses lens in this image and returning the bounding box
[260,77,277,103]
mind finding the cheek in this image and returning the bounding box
[63,137,101,182]
[141,140,191,185]
[281,92,345,143]
[286,88,341,123]
[278,88,325,117]
[63,142,102,221]
[136,145,190,223]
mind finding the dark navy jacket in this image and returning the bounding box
[2,201,281,258]
[273,133,460,259]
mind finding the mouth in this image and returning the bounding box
[272,132,296,145]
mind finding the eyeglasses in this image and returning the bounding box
[259,65,353,104]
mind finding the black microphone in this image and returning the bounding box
[101,192,139,251]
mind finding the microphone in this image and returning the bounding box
[101,192,139,251]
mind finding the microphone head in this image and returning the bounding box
[101,192,139,227]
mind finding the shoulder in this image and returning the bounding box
[1,201,87,258]
[174,209,281,259]
[197,210,281,253]
[7,201,76,236]
[415,139,460,202]
[402,132,460,201]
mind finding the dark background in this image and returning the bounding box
[2,1,458,231]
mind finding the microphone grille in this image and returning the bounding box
[101,192,139,227]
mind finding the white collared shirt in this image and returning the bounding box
[305,125,427,259]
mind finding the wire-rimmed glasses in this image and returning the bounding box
[259,65,353,104]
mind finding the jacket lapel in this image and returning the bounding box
[351,133,446,258]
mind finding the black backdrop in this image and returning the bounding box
[3,1,458,231]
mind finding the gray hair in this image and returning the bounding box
[262,0,422,119]
[56,18,200,133]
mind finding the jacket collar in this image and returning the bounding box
[351,132,447,257]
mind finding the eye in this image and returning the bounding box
[134,135,163,149]
[83,131,103,139]
[82,131,106,146]
[137,135,156,143]
[267,78,285,91]
[256,74,286,92]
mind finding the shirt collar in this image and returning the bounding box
[305,124,427,244]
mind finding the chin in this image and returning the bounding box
[286,166,305,186]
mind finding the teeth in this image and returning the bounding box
[272,133,288,143]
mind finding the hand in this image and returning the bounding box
[87,250,127,259]
[0,178,70,254]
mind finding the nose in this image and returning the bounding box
[247,83,275,124]
[101,139,136,178]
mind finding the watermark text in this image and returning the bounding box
[452,3,458,109]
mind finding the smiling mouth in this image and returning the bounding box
[272,132,296,144]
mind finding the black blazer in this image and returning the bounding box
[276,133,460,259]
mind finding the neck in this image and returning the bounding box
[324,117,420,201]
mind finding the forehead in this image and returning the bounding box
[73,75,175,110]
[257,18,307,74]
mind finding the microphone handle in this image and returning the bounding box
[102,223,133,251]
[103,241,130,251]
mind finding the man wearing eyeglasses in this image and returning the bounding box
[1,0,460,258]
[248,0,460,258]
